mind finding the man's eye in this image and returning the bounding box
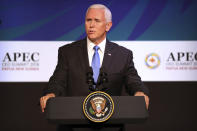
[95,19,100,22]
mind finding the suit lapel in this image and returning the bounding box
[101,40,114,71]
[78,39,90,71]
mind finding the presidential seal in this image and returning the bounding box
[83,91,114,123]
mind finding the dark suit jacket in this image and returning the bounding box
[43,38,149,96]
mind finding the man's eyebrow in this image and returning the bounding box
[95,18,100,21]
[86,18,101,21]
[86,18,92,20]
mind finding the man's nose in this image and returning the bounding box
[90,21,96,27]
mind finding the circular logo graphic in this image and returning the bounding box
[145,53,160,69]
[83,91,114,123]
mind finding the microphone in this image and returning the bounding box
[97,67,108,91]
[86,67,95,91]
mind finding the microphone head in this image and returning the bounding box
[86,67,95,91]
[98,67,108,85]
[101,77,108,83]
[86,77,94,84]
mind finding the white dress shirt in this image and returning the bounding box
[87,37,106,67]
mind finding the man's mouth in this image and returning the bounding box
[89,30,95,34]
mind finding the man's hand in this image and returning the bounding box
[40,93,55,112]
[134,92,149,109]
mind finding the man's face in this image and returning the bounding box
[85,8,112,44]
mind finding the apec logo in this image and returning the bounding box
[1,52,40,71]
[2,52,39,62]
[167,52,197,62]
[145,53,160,69]
[166,52,197,70]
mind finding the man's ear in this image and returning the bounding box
[106,22,112,32]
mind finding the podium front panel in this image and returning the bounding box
[45,96,148,124]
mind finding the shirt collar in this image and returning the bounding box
[87,37,106,53]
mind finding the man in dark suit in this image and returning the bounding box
[40,4,149,131]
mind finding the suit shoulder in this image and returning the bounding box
[59,39,85,51]
[109,41,132,54]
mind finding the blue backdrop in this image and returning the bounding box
[0,0,197,41]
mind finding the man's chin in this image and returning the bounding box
[88,37,97,42]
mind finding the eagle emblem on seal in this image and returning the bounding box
[83,91,114,122]
[90,97,108,117]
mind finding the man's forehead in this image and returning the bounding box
[86,8,105,16]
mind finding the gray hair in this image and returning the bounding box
[86,4,112,22]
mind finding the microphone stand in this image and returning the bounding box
[86,67,108,92]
